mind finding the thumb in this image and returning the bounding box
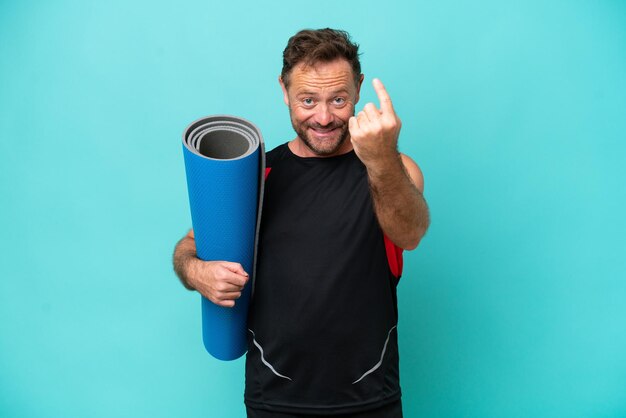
[222,261,249,277]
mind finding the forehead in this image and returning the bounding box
[288,59,356,93]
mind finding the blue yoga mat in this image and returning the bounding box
[182,115,265,361]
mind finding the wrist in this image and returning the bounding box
[365,151,403,179]
[184,256,203,290]
[174,241,200,291]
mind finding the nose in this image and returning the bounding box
[313,103,333,126]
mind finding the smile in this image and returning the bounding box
[310,127,339,138]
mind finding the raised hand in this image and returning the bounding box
[348,78,402,169]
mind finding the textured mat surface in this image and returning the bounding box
[182,115,265,360]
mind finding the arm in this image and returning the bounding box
[349,78,430,250]
[367,152,429,250]
[172,229,249,307]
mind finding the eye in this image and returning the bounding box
[302,98,315,107]
[333,97,346,106]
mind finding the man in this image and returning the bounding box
[173,28,430,417]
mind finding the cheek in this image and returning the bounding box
[335,104,355,120]
[291,106,314,123]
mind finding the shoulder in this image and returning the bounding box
[399,153,425,193]
[266,142,290,167]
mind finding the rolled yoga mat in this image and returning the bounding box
[182,115,265,361]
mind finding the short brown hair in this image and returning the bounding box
[281,28,361,88]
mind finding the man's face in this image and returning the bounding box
[281,59,362,157]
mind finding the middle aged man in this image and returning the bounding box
[173,28,430,418]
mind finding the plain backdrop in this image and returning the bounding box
[1,1,625,417]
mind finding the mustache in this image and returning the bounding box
[306,121,345,130]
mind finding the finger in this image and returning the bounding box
[222,271,248,288]
[372,78,394,114]
[357,110,369,123]
[217,281,245,292]
[215,290,243,308]
[348,116,359,133]
[363,102,380,120]
[220,290,243,300]
[217,299,236,308]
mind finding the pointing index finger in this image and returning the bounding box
[373,78,394,114]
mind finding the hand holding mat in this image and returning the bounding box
[182,115,265,361]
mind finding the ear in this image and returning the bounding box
[279,76,290,106]
[355,74,365,104]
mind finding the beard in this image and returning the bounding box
[290,112,351,157]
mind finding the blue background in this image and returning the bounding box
[1,1,625,417]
